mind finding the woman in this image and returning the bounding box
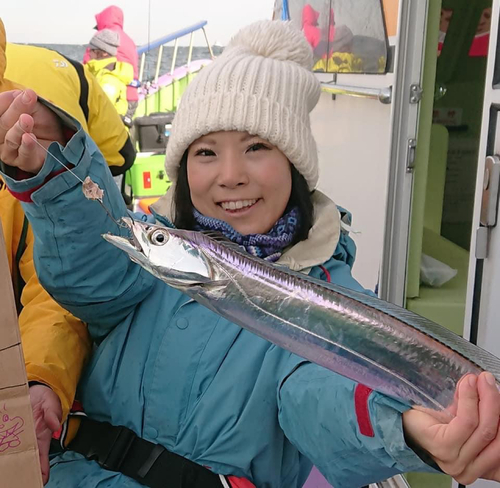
[1,21,499,488]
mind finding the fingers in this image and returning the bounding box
[446,374,467,418]
[0,90,22,125]
[39,456,49,484]
[2,114,34,163]
[39,442,50,485]
[17,132,42,174]
[459,423,500,484]
[44,407,61,433]
[0,89,66,173]
[450,373,500,484]
[444,375,479,449]
[0,91,40,172]
[458,372,500,465]
[0,90,37,143]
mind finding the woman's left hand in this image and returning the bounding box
[403,371,500,484]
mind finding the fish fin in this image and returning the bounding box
[200,231,247,254]
[199,230,225,239]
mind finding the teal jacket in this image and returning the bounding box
[2,110,435,488]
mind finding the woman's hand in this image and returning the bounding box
[29,384,62,485]
[403,371,500,484]
[0,89,65,174]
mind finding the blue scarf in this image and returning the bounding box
[193,207,300,262]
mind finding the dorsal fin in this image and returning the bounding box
[199,231,247,254]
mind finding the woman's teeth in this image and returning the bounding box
[220,199,258,211]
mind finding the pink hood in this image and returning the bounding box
[95,5,124,30]
[302,5,321,49]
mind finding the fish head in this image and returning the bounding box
[103,217,213,288]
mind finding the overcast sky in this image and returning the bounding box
[2,0,275,46]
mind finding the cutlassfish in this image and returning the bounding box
[103,218,500,420]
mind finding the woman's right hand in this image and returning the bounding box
[0,89,65,174]
[403,372,500,484]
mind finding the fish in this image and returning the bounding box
[103,217,500,420]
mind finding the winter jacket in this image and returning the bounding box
[87,56,134,116]
[1,104,437,488]
[83,5,139,102]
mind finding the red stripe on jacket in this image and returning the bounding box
[227,476,256,487]
[354,384,375,437]
[319,265,375,437]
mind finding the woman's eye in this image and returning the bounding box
[247,142,270,152]
[195,148,215,157]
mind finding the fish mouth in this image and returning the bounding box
[102,217,144,255]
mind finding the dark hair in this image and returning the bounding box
[173,151,314,244]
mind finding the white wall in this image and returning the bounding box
[311,74,395,291]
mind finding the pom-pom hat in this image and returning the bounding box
[165,20,321,190]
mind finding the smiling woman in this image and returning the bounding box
[186,131,292,236]
[172,135,314,261]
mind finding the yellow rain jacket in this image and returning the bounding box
[5,43,135,174]
[0,19,134,420]
[86,57,134,117]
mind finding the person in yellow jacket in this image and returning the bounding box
[86,29,134,120]
[0,18,135,484]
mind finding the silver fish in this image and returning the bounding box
[103,217,500,420]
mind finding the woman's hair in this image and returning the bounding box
[173,151,314,244]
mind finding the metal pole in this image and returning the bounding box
[320,83,393,104]
[202,27,215,59]
[170,39,179,75]
[139,53,146,82]
[154,45,164,84]
[187,32,194,66]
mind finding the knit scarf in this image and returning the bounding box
[193,207,300,262]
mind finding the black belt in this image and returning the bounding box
[66,417,228,488]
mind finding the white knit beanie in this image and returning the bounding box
[165,20,321,189]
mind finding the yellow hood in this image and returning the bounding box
[0,19,23,92]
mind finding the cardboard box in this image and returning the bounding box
[0,226,43,487]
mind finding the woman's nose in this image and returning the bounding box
[217,155,248,188]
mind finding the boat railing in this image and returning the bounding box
[137,20,214,84]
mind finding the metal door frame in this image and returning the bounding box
[379,0,430,306]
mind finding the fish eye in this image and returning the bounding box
[150,230,168,246]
